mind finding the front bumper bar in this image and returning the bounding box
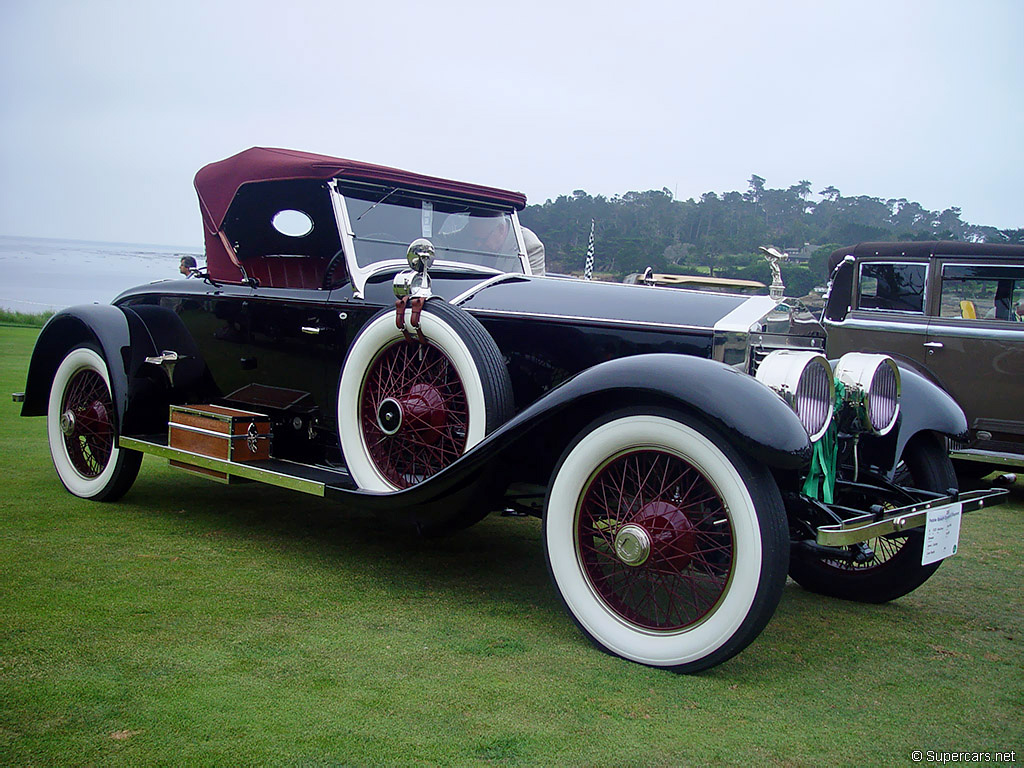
[816,488,1008,547]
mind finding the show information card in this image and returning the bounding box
[922,502,962,565]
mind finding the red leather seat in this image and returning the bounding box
[244,256,327,289]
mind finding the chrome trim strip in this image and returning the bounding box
[362,259,502,284]
[829,316,1021,340]
[119,436,326,496]
[921,323,1024,341]
[170,405,267,422]
[449,273,523,305]
[816,488,1007,547]
[823,315,931,334]
[510,210,531,275]
[949,448,1024,469]
[167,423,270,441]
[241,288,335,305]
[713,296,779,334]
[464,306,709,333]
[848,307,928,318]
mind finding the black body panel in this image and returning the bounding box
[318,353,812,525]
[112,272,723,440]
[458,274,745,331]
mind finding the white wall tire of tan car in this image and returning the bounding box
[544,413,786,671]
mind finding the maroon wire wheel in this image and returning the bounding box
[338,301,513,499]
[59,368,115,478]
[576,449,735,632]
[823,534,908,572]
[47,346,141,502]
[545,413,788,671]
[360,338,470,488]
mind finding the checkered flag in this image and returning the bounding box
[584,219,595,280]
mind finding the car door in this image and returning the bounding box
[928,261,1024,453]
[229,285,345,412]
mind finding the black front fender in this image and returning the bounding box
[859,363,968,475]
[500,353,813,471]
[331,354,812,522]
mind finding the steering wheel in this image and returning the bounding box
[322,248,347,291]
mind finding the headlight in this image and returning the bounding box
[834,353,900,435]
[755,350,834,441]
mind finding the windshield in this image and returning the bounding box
[340,185,523,273]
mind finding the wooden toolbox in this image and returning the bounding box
[168,404,271,481]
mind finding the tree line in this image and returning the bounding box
[519,176,1023,297]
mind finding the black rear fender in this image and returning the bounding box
[19,304,196,435]
[22,306,142,425]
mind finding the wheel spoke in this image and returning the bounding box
[60,369,114,478]
[361,339,469,488]
[576,448,734,631]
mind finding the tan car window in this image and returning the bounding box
[857,263,926,312]
[940,265,1024,321]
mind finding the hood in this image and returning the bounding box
[456,275,753,331]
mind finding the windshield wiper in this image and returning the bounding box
[355,187,398,222]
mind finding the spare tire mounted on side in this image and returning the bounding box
[338,298,513,491]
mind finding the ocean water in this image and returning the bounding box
[0,235,204,313]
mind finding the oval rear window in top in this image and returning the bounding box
[272,209,314,237]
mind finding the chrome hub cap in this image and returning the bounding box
[376,397,403,436]
[60,410,77,436]
[614,524,651,566]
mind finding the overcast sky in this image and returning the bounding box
[1,0,1021,247]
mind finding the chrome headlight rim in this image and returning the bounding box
[754,350,835,442]
[834,352,901,436]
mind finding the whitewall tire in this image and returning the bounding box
[47,346,141,501]
[544,412,788,672]
[338,300,512,491]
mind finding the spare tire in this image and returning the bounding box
[338,299,513,491]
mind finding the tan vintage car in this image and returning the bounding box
[823,241,1024,477]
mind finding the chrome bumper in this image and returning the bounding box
[816,488,1008,547]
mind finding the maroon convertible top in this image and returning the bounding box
[195,147,528,234]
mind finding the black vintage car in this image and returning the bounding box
[15,148,1006,672]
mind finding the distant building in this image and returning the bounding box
[781,243,824,264]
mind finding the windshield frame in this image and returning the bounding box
[331,181,529,298]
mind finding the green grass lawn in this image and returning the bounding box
[1,325,1021,766]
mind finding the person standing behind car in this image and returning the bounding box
[522,226,546,276]
[179,255,197,277]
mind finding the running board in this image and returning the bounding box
[950,448,1024,470]
[119,435,356,496]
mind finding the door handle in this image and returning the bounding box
[923,341,943,350]
[301,326,323,335]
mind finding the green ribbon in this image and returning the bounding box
[802,380,845,503]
